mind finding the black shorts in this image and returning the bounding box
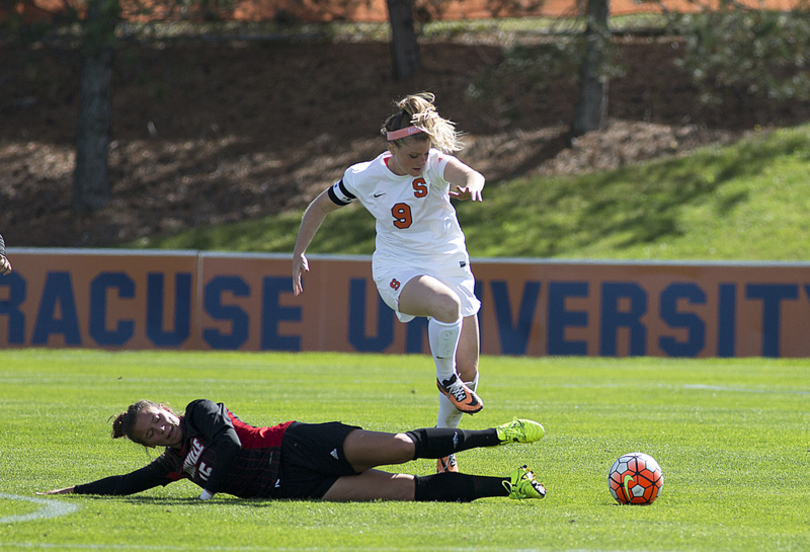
[275,421,362,499]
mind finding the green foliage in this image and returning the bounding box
[466,9,810,125]
[2,349,809,550]
[465,16,624,120]
[671,5,810,105]
[130,125,810,261]
[466,39,577,103]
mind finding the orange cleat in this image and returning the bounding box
[437,454,459,474]
[437,374,484,414]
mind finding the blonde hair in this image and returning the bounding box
[382,92,464,153]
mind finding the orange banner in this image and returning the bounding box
[0,249,200,349]
[2,249,809,357]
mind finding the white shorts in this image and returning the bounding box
[373,259,481,323]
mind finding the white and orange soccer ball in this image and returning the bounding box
[608,452,663,505]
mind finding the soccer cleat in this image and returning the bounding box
[503,465,547,500]
[496,418,545,444]
[437,453,459,474]
[436,374,484,414]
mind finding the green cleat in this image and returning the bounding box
[504,465,547,499]
[496,418,545,444]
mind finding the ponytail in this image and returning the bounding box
[382,92,464,153]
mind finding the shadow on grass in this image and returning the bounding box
[85,495,316,507]
[572,136,786,250]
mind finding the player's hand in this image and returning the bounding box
[292,253,309,296]
[444,158,485,202]
[449,185,483,202]
[36,487,75,495]
[0,255,11,275]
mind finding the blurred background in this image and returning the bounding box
[2,0,809,249]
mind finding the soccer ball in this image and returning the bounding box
[608,452,663,505]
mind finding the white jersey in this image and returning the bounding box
[329,148,470,271]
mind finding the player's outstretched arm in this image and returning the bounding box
[292,189,343,296]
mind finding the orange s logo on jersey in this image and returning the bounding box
[412,178,428,198]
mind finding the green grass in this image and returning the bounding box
[127,125,810,261]
[2,349,809,551]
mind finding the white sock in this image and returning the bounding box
[437,374,479,428]
[437,393,463,428]
[467,373,479,394]
[428,317,462,383]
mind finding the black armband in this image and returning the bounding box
[327,180,356,206]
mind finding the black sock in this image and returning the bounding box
[414,473,509,502]
[405,427,500,459]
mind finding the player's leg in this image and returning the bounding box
[341,430,416,472]
[321,467,546,502]
[399,275,464,388]
[397,274,461,323]
[321,470,499,502]
[321,470,416,501]
[342,421,544,473]
[414,468,546,502]
[437,314,481,427]
[437,314,481,472]
[398,275,462,385]
[398,275,482,414]
[342,427,498,472]
[456,314,480,384]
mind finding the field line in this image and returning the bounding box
[683,384,810,395]
[0,493,79,524]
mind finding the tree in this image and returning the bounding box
[671,2,810,113]
[571,0,610,137]
[3,0,237,214]
[386,0,420,81]
[383,0,544,82]
[0,0,118,212]
[73,0,120,213]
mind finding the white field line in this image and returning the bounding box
[682,384,810,395]
[0,493,79,524]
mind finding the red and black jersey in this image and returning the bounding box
[74,400,294,498]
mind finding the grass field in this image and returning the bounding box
[1,349,808,551]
